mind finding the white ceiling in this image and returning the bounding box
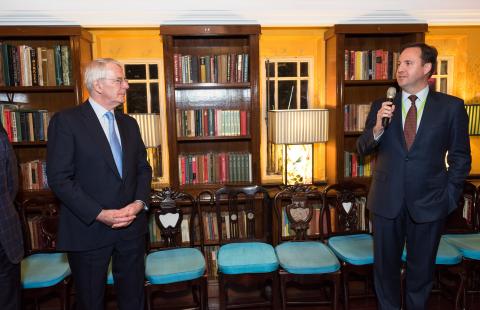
[1,0,480,27]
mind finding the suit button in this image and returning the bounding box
[405,157,409,161]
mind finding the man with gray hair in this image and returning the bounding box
[47,58,152,310]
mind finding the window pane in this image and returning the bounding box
[268,81,275,110]
[300,80,308,109]
[440,60,448,75]
[149,64,158,79]
[126,83,148,113]
[266,62,275,78]
[300,62,309,77]
[440,78,448,94]
[278,80,297,109]
[125,64,146,80]
[278,62,297,77]
[150,83,160,113]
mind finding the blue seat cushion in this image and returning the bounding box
[107,260,113,285]
[21,253,71,289]
[327,234,373,265]
[218,242,278,275]
[145,248,205,285]
[443,233,480,260]
[275,241,340,274]
[402,237,462,265]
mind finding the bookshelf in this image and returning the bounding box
[324,24,427,185]
[0,26,92,197]
[161,25,261,193]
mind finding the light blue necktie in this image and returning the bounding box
[105,111,123,177]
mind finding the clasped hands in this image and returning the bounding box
[96,201,144,229]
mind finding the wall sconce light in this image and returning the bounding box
[268,109,329,185]
[129,113,162,185]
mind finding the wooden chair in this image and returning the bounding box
[214,185,279,309]
[18,196,71,310]
[441,181,480,309]
[273,185,341,310]
[322,181,373,310]
[144,188,208,310]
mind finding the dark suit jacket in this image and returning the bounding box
[0,126,23,263]
[46,101,152,251]
[357,90,471,223]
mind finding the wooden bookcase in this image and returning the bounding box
[0,26,92,199]
[324,24,427,185]
[161,25,261,193]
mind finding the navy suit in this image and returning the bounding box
[357,90,471,309]
[0,125,23,310]
[47,101,152,310]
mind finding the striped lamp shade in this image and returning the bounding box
[129,113,161,147]
[268,109,329,144]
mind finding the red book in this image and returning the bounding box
[240,110,247,135]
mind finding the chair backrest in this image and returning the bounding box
[445,181,478,233]
[214,185,271,245]
[149,188,201,251]
[17,195,60,255]
[322,181,370,237]
[273,185,324,245]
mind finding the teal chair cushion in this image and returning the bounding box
[21,253,71,289]
[218,242,279,275]
[402,237,462,265]
[107,260,113,285]
[275,241,340,274]
[145,248,205,285]
[327,234,373,266]
[443,233,480,260]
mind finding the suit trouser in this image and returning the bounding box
[68,234,146,310]
[373,206,445,310]
[0,244,21,310]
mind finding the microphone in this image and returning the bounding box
[382,87,397,128]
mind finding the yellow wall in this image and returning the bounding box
[88,28,170,186]
[427,26,480,176]
[260,27,329,183]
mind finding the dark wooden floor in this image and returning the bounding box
[25,281,480,310]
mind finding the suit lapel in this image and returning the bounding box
[391,94,406,150]
[115,111,129,179]
[80,102,122,179]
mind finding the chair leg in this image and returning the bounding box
[343,271,349,310]
[271,272,279,310]
[333,273,341,310]
[219,273,226,310]
[145,286,152,310]
[201,275,208,310]
[455,268,466,310]
[279,274,287,310]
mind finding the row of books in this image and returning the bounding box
[344,151,375,177]
[174,53,249,84]
[178,152,252,185]
[1,104,51,142]
[26,215,53,250]
[326,197,371,233]
[0,43,72,87]
[148,212,199,244]
[177,109,248,137]
[204,245,219,279]
[465,104,480,135]
[20,159,48,190]
[203,210,251,241]
[281,204,322,238]
[344,49,399,81]
[344,103,371,132]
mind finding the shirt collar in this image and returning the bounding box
[401,85,430,104]
[89,98,112,120]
